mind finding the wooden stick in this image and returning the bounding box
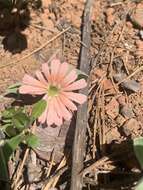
[70,0,93,190]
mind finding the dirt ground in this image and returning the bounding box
[0,0,143,189]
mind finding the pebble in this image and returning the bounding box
[130,3,143,28]
[120,105,135,119]
[105,98,119,119]
[105,7,115,26]
[121,118,139,137]
[136,39,143,56]
[114,73,141,92]
[106,127,120,144]
[115,114,126,126]
[103,78,117,94]
[117,96,126,105]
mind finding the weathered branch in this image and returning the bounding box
[70,0,93,189]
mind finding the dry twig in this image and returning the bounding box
[117,65,143,85]
[12,123,37,190]
[0,27,70,69]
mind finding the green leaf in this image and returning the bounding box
[4,125,17,137]
[31,99,47,122]
[135,177,143,190]
[3,133,25,162]
[76,69,88,80]
[1,107,16,119]
[2,119,12,124]
[1,124,17,137]
[25,133,39,148]
[1,107,29,136]
[12,112,30,131]
[5,82,21,95]
[68,64,88,80]
[133,137,143,169]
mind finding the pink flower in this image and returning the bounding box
[19,59,87,126]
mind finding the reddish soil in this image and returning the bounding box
[0,0,143,189]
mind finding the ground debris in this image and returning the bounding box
[105,97,119,119]
[120,118,140,137]
[135,39,143,56]
[120,104,135,119]
[105,7,115,26]
[129,2,143,28]
[106,127,121,144]
[114,73,141,92]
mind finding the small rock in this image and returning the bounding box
[114,73,141,92]
[106,127,120,144]
[123,80,141,92]
[120,105,135,119]
[136,39,143,56]
[115,114,126,126]
[113,57,124,73]
[103,78,116,94]
[103,79,113,90]
[130,3,143,28]
[105,7,115,26]
[121,118,139,137]
[117,95,126,105]
[106,98,119,119]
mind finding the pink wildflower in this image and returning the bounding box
[19,59,87,126]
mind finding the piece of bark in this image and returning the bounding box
[34,121,75,163]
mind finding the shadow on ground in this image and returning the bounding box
[0,0,42,54]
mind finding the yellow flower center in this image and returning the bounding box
[48,85,59,97]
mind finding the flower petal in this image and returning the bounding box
[59,93,77,111]
[52,97,64,118]
[45,100,61,126]
[46,101,55,126]
[19,85,47,95]
[63,70,77,86]
[53,112,63,126]
[49,98,62,126]
[38,95,49,123]
[50,59,61,84]
[56,96,72,121]
[63,92,87,104]
[22,74,46,88]
[64,79,87,91]
[42,63,51,82]
[58,62,69,78]
[35,70,48,86]
[51,59,61,76]
[38,106,48,123]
